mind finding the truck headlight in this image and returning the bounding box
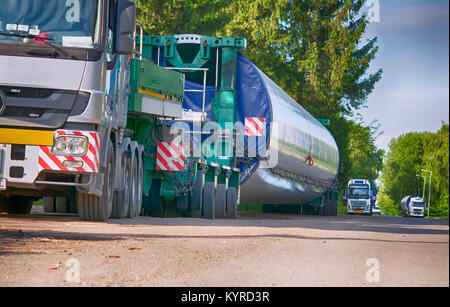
[51,135,88,157]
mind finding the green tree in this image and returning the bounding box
[220,0,383,190]
[422,123,449,217]
[376,189,400,216]
[220,0,382,118]
[347,120,384,183]
[136,0,232,36]
[331,118,383,191]
[380,123,449,217]
[381,131,428,203]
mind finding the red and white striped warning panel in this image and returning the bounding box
[244,117,266,136]
[38,130,101,173]
[156,142,185,171]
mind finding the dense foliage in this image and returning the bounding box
[379,123,449,217]
[136,0,234,35]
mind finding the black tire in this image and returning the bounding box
[165,201,178,218]
[226,187,238,219]
[149,180,164,217]
[262,204,273,213]
[4,196,33,214]
[67,195,77,213]
[190,172,203,218]
[141,195,150,216]
[202,182,215,219]
[43,197,55,213]
[215,184,226,218]
[136,153,144,216]
[127,152,138,218]
[50,196,77,214]
[77,143,114,221]
[55,197,68,213]
[332,201,338,216]
[177,193,190,217]
[111,154,130,219]
[0,195,6,213]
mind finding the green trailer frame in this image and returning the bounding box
[126,34,246,218]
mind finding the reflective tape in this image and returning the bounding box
[244,117,266,136]
[156,142,185,171]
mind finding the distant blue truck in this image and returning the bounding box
[343,179,377,215]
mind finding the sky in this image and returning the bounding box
[357,0,449,151]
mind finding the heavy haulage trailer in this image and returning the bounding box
[0,0,339,221]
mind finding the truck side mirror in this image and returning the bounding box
[114,0,136,55]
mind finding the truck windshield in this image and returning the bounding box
[348,185,370,198]
[0,0,101,49]
[412,202,425,208]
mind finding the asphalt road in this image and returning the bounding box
[0,207,448,287]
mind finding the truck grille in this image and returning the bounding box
[351,200,367,210]
[2,106,49,118]
[0,86,54,99]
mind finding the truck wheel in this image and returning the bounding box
[332,201,338,216]
[262,204,273,213]
[111,153,130,219]
[226,187,238,219]
[127,152,138,218]
[149,180,164,217]
[202,182,215,219]
[4,196,33,214]
[43,197,55,213]
[165,202,178,218]
[0,196,6,213]
[77,143,114,221]
[177,193,190,217]
[190,172,203,218]
[55,197,68,213]
[141,195,150,216]
[215,184,226,218]
[136,153,144,216]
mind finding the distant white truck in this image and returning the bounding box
[343,179,377,215]
[401,195,426,218]
[372,205,381,215]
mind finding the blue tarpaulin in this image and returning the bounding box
[181,52,273,182]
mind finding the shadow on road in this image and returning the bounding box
[2,209,448,234]
[0,211,448,251]
[0,226,447,256]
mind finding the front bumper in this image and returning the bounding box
[409,209,425,217]
[347,209,372,214]
[0,129,100,191]
[347,202,371,214]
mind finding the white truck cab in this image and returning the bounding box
[401,195,426,218]
[343,179,376,215]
